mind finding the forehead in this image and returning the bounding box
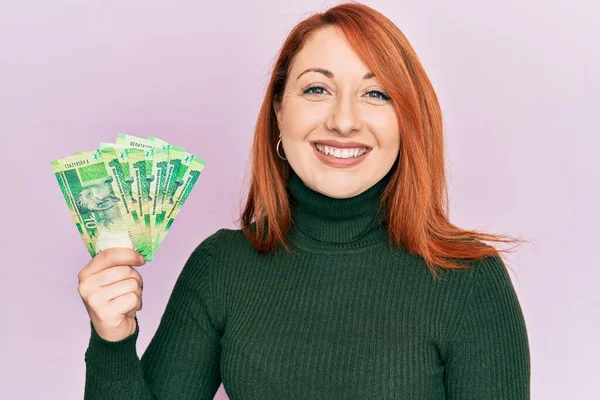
[292,26,370,78]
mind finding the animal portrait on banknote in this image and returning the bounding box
[75,177,133,252]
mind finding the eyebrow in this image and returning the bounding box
[296,68,375,81]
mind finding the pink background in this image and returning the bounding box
[1,0,597,398]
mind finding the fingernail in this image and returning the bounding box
[139,254,146,264]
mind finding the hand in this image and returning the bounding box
[78,248,147,342]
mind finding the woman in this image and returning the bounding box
[79,3,530,399]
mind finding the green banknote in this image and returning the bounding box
[51,148,152,259]
[96,145,156,257]
[142,137,187,250]
[75,147,138,225]
[146,135,190,250]
[121,134,196,251]
[113,133,185,253]
[154,153,205,252]
[96,145,139,213]
[115,134,159,254]
[53,134,205,260]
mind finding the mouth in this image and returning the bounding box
[96,198,114,209]
[310,141,372,167]
[310,139,372,150]
[310,141,373,159]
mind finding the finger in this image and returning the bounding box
[84,277,140,314]
[79,268,143,300]
[81,247,145,280]
[91,265,143,289]
[126,296,143,315]
[101,278,142,302]
[110,291,142,317]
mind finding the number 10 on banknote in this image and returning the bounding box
[51,134,205,261]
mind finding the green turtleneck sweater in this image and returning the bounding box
[83,169,530,399]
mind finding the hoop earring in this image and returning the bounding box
[276,134,287,161]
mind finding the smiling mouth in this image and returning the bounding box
[310,142,373,159]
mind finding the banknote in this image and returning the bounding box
[75,147,138,225]
[53,134,205,260]
[113,133,186,252]
[145,135,191,250]
[115,134,159,254]
[144,136,187,250]
[146,135,206,251]
[154,153,205,252]
[96,145,147,231]
[51,148,152,259]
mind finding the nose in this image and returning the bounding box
[327,92,364,135]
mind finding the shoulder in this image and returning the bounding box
[464,255,518,297]
[468,254,524,315]
[188,227,255,262]
[190,227,238,250]
[175,229,241,300]
[440,254,520,310]
[436,254,515,290]
[431,254,521,332]
[443,254,526,341]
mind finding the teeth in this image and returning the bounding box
[315,143,367,159]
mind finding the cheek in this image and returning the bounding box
[282,101,324,137]
[372,115,400,150]
[379,132,400,152]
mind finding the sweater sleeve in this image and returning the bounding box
[444,255,531,399]
[83,230,223,400]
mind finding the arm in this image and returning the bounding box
[443,255,531,399]
[83,231,223,400]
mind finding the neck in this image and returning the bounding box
[285,168,392,253]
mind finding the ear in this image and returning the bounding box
[273,100,282,128]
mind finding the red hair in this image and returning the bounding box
[236,1,528,278]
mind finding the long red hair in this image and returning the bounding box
[236,1,528,278]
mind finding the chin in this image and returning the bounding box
[313,177,366,199]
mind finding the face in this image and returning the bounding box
[76,184,118,212]
[274,25,400,199]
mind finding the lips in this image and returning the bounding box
[310,139,372,149]
[311,141,371,168]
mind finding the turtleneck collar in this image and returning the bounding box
[285,168,392,253]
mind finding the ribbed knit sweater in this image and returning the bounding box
[84,169,530,399]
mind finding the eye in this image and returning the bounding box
[303,85,391,102]
[365,90,391,101]
[303,85,329,96]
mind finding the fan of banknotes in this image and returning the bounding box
[51,133,205,262]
